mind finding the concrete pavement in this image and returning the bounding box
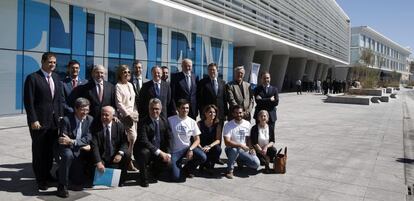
[0,89,413,201]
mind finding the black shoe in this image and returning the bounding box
[140,180,149,188]
[57,184,69,198]
[216,160,225,165]
[38,181,48,191]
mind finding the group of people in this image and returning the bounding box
[24,52,280,198]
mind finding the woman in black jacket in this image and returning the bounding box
[250,110,277,173]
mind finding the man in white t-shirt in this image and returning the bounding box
[168,99,206,182]
[223,105,260,179]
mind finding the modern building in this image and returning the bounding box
[335,26,411,82]
[0,0,350,115]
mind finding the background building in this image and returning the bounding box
[335,26,411,82]
[0,0,349,115]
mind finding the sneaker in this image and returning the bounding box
[225,171,233,179]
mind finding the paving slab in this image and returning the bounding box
[1,89,414,200]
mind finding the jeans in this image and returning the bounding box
[171,147,206,182]
[225,147,260,172]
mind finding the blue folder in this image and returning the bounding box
[93,167,121,187]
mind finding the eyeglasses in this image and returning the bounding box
[123,71,130,74]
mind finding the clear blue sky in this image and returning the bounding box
[336,0,413,55]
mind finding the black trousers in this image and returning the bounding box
[30,128,58,183]
[201,144,222,169]
[136,148,170,181]
[58,147,94,186]
[256,146,277,165]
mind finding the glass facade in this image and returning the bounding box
[0,0,234,115]
[350,27,411,72]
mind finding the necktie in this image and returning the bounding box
[76,120,82,140]
[98,82,103,102]
[155,83,160,97]
[137,78,141,92]
[153,120,160,149]
[72,79,78,88]
[46,75,55,98]
[186,75,191,91]
[105,126,112,161]
[74,120,82,157]
[265,86,269,94]
[213,79,218,95]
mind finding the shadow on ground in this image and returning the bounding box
[396,158,414,164]
[0,163,90,200]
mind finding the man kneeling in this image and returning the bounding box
[57,97,94,198]
[223,105,260,179]
[135,98,172,187]
[91,106,128,187]
[169,99,206,182]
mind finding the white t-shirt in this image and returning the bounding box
[223,119,251,146]
[168,115,201,153]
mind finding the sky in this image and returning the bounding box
[336,0,413,55]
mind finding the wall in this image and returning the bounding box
[0,0,234,115]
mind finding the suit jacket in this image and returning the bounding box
[91,121,128,164]
[138,80,175,119]
[130,75,148,104]
[24,70,63,129]
[136,116,172,154]
[60,114,93,152]
[226,80,254,117]
[74,80,116,119]
[61,77,88,116]
[197,77,228,120]
[254,85,279,122]
[170,72,198,119]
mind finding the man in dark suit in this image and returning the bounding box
[91,106,128,186]
[138,66,175,119]
[130,60,147,104]
[226,66,254,121]
[254,72,279,129]
[61,60,88,116]
[134,98,172,187]
[56,97,93,198]
[74,64,116,120]
[24,52,63,191]
[170,59,198,119]
[197,63,228,123]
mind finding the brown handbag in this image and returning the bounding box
[274,147,287,174]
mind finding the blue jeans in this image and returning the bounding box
[171,147,206,182]
[225,147,260,172]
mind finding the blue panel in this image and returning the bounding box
[15,54,24,110]
[17,0,24,50]
[170,32,178,63]
[135,20,148,41]
[50,6,71,54]
[24,0,50,51]
[72,6,87,55]
[108,18,121,58]
[228,43,234,81]
[72,55,86,80]
[55,54,71,79]
[147,23,157,79]
[195,35,202,78]
[120,19,134,59]
[107,58,120,84]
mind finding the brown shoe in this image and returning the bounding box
[225,171,233,179]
